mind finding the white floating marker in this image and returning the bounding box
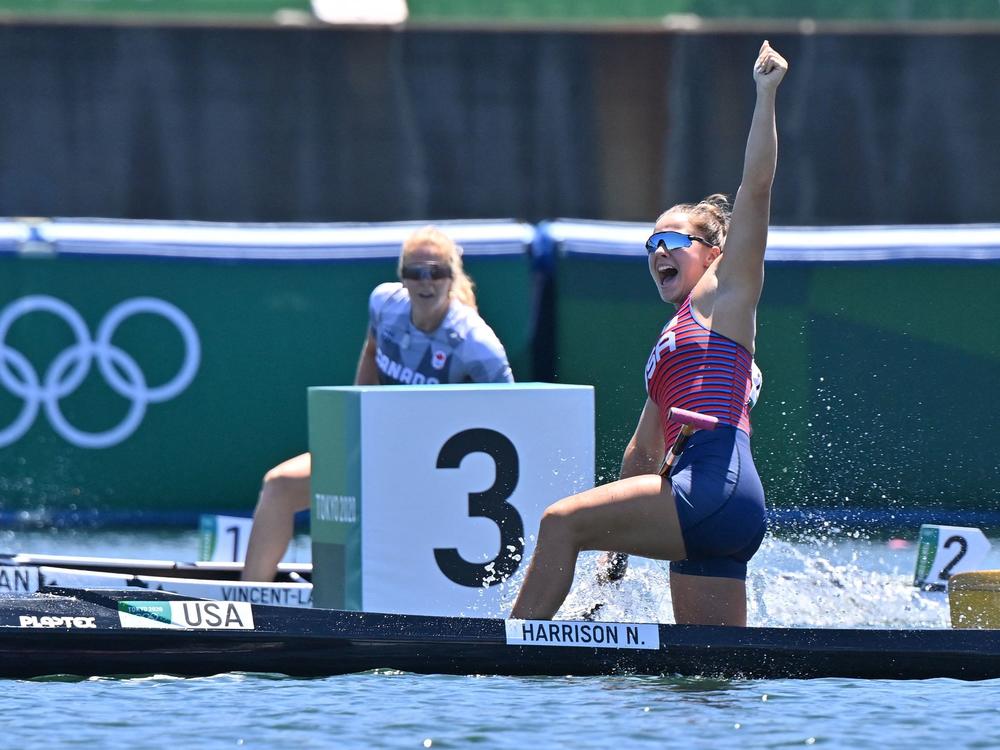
[199,514,254,563]
[913,524,991,591]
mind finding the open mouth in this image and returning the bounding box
[657,266,679,284]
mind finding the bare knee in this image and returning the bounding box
[537,499,584,550]
[257,470,310,515]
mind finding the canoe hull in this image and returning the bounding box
[2,588,1000,681]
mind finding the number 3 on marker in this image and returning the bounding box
[434,428,524,588]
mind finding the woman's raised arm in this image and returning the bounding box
[715,40,788,305]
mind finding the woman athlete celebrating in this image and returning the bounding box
[511,41,788,626]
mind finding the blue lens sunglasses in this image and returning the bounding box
[645,230,712,254]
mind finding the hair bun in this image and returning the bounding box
[656,193,732,247]
[701,193,731,216]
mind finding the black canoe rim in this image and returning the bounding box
[2,587,1000,680]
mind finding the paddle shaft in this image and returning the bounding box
[658,424,697,478]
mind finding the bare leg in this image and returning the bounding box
[671,572,747,626]
[510,474,686,619]
[241,452,312,582]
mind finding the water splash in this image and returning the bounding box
[747,537,949,628]
[492,533,951,628]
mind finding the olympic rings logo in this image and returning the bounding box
[0,295,200,449]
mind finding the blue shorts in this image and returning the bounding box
[668,426,767,580]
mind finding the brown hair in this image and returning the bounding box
[656,193,732,249]
[398,226,477,310]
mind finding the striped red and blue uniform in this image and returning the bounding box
[644,296,753,446]
[643,296,766,580]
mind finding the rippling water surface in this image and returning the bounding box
[3,527,1000,749]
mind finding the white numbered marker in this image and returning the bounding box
[199,515,254,563]
[309,384,594,616]
[913,524,991,591]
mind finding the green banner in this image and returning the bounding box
[550,223,1000,517]
[4,218,1000,525]
[0,0,311,21]
[0,220,535,521]
[408,0,1000,22]
[2,0,996,23]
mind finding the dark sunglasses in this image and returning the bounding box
[400,262,453,281]
[645,230,711,254]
